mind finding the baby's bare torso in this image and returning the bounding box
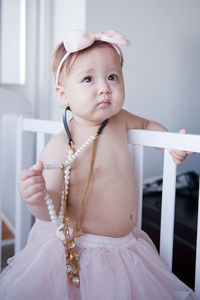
[42,112,138,237]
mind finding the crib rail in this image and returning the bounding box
[17,118,200,295]
[16,118,200,296]
[127,129,200,297]
[0,87,31,271]
[1,109,199,297]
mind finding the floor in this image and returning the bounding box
[1,220,14,269]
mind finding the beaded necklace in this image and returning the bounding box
[43,107,108,287]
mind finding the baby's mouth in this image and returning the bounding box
[97,99,111,107]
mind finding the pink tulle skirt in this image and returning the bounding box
[0,220,196,300]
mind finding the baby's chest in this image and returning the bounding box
[70,139,131,186]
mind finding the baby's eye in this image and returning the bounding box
[108,74,118,81]
[82,76,94,83]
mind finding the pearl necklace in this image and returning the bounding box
[43,111,108,287]
[43,134,98,288]
[43,135,96,226]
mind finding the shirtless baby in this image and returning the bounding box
[13,30,195,299]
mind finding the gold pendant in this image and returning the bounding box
[65,238,81,287]
[59,221,83,288]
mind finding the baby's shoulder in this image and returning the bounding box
[39,129,68,164]
[114,109,149,130]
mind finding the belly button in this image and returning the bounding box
[130,213,133,220]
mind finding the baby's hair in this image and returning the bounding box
[51,41,124,85]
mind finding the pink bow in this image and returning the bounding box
[63,29,130,53]
[56,29,130,85]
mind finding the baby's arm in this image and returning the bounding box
[19,131,66,220]
[121,109,193,165]
[145,121,193,164]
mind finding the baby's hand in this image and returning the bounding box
[19,161,46,205]
[169,129,195,165]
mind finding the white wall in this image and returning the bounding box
[85,0,200,178]
[1,0,42,226]
[1,0,22,83]
[51,0,200,178]
[50,0,86,121]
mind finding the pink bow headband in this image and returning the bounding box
[55,29,131,86]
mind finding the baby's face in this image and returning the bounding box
[61,45,125,126]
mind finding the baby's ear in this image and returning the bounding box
[55,85,68,106]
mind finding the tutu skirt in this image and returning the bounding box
[0,220,196,300]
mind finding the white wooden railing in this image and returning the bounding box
[16,117,200,297]
[127,130,200,297]
[0,87,31,270]
[0,87,200,298]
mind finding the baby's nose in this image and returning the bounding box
[98,80,111,95]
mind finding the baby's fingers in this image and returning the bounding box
[179,129,186,134]
[32,161,43,172]
[20,162,43,181]
[186,151,195,155]
[22,175,45,190]
[169,149,188,165]
[19,164,46,203]
[178,129,195,156]
[24,183,46,205]
[27,191,46,205]
[169,129,196,165]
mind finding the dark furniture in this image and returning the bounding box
[142,172,198,289]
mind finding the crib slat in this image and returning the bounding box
[0,116,3,270]
[15,115,24,253]
[160,149,177,270]
[15,115,32,253]
[23,118,62,135]
[195,178,200,297]
[130,145,144,228]
[127,130,200,152]
[36,132,45,160]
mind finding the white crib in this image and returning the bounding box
[0,88,200,298]
[0,87,31,268]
